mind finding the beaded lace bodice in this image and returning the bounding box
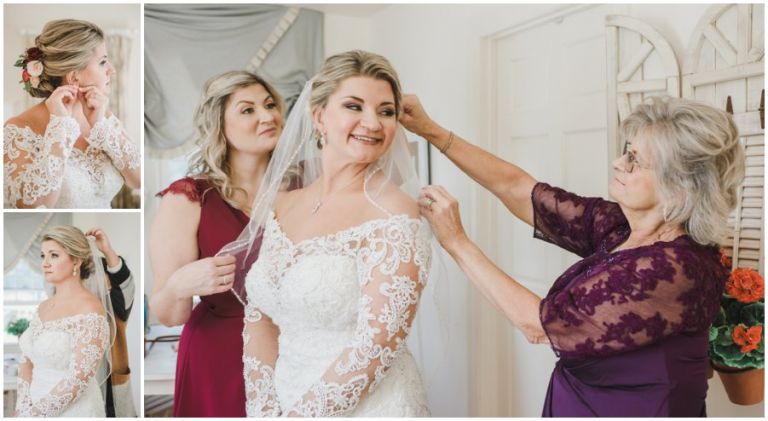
[16,312,109,417]
[4,115,139,208]
[242,210,431,417]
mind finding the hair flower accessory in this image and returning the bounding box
[14,47,44,92]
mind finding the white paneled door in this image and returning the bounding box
[470,4,625,416]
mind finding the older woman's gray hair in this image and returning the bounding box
[620,96,746,246]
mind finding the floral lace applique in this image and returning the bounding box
[87,115,140,171]
[243,212,431,417]
[532,182,728,360]
[4,115,79,208]
[16,313,109,417]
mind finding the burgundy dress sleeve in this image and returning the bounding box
[532,182,627,258]
[156,177,203,203]
[540,240,726,360]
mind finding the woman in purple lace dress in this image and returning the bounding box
[400,96,745,416]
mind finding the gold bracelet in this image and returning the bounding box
[440,131,455,154]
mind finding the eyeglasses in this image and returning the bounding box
[621,142,652,173]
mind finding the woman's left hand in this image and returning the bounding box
[418,185,469,254]
[85,228,119,266]
[78,86,109,127]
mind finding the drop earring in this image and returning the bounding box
[72,266,78,277]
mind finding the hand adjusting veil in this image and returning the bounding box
[218,80,452,416]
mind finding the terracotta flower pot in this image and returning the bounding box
[716,366,765,405]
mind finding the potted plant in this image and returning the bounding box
[709,251,764,405]
[5,317,30,338]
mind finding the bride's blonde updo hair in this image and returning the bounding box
[42,225,94,279]
[188,70,284,210]
[27,19,105,98]
[310,50,403,147]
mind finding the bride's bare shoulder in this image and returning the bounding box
[370,182,419,219]
[5,103,49,133]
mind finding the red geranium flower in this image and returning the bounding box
[26,47,42,61]
[732,325,763,354]
[21,69,30,82]
[719,248,732,268]
[726,268,764,303]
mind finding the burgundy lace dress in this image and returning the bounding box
[157,177,260,417]
[532,183,728,417]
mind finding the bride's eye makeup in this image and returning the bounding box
[241,107,254,114]
[343,102,362,111]
[379,107,396,117]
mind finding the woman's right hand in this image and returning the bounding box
[44,85,78,117]
[170,255,237,298]
[400,94,441,138]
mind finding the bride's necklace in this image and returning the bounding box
[311,173,365,214]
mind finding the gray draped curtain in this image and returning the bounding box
[4,213,72,287]
[144,4,324,158]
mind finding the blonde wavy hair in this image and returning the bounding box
[620,96,746,246]
[42,225,94,279]
[188,71,284,210]
[27,19,105,98]
[310,50,403,148]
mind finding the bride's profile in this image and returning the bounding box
[225,50,432,416]
[14,226,115,417]
[4,19,140,209]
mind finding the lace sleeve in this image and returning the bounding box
[4,115,80,208]
[283,218,431,417]
[14,356,33,416]
[540,244,726,359]
[87,115,140,175]
[532,182,627,258]
[243,301,281,417]
[17,314,109,417]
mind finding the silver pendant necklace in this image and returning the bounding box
[311,173,365,214]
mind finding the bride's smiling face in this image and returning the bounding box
[314,76,398,164]
[41,240,78,283]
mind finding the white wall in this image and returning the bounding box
[71,212,141,413]
[323,3,763,417]
[3,4,141,144]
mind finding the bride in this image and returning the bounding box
[225,50,432,416]
[4,19,140,209]
[14,226,115,417]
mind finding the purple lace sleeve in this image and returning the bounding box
[540,242,726,360]
[532,183,627,258]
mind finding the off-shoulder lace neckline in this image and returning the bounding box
[35,309,106,325]
[5,115,78,135]
[268,209,420,249]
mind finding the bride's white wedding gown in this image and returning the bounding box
[243,210,432,416]
[16,312,109,417]
[4,114,140,208]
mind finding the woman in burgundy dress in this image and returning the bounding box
[401,96,745,416]
[149,71,283,417]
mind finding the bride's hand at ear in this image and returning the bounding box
[79,86,109,127]
[400,94,441,138]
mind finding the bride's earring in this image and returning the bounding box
[72,266,78,277]
[317,132,326,149]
